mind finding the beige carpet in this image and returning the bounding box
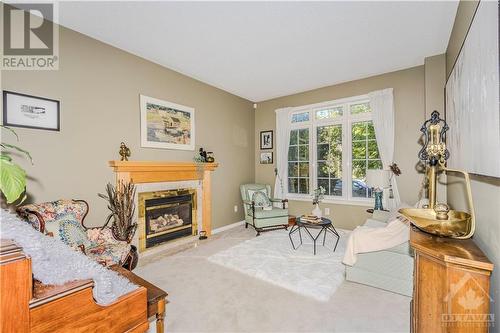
[135,226,411,333]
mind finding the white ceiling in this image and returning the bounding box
[58,1,458,102]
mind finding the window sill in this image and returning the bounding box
[286,195,374,208]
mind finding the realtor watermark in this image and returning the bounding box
[441,273,495,328]
[1,1,59,70]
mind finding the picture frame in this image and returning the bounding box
[260,130,273,149]
[140,94,195,151]
[260,152,273,164]
[2,90,60,131]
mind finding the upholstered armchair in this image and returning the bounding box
[240,184,289,236]
[17,199,138,270]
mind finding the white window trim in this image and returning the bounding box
[285,94,378,205]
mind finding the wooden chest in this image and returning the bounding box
[410,228,493,332]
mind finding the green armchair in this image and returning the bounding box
[240,184,289,236]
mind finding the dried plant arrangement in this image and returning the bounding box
[98,181,137,242]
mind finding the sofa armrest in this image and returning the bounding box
[372,210,391,222]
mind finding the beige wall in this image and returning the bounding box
[424,54,446,119]
[445,0,499,326]
[255,66,426,230]
[1,26,255,229]
[445,1,479,78]
[424,54,447,203]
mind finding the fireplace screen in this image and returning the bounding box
[138,189,197,251]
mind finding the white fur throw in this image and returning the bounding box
[0,210,138,305]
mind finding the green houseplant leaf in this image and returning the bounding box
[0,157,27,203]
[0,143,33,163]
[0,125,31,204]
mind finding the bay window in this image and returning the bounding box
[285,95,382,203]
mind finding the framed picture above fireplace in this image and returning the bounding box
[140,94,195,150]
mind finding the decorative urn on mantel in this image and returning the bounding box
[108,161,219,243]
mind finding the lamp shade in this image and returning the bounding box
[366,169,390,189]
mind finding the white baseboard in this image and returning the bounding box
[212,220,245,234]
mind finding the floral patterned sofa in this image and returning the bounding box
[17,199,138,270]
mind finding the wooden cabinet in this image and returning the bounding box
[410,228,493,332]
[0,240,31,333]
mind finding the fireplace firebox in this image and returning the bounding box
[138,189,197,251]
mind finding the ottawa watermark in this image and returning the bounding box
[442,273,494,328]
[1,1,59,70]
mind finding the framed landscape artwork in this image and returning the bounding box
[3,90,60,131]
[140,95,195,150]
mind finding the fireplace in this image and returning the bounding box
[138,188,197,251]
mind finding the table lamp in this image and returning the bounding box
[366,169,390,210]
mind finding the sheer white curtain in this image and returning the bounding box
[368,88,401,210]
[274,107,292,199]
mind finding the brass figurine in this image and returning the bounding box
[399,111,475,239]
[119,142,131,161]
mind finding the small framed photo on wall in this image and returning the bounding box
[3,90,60,131]
[260,152,273,164]
[260,130,273,149]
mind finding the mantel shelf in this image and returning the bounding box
[108,161,219,173]
[108,161,218,184]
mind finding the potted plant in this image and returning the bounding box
[98,181,137,242]
[0,126,32,205]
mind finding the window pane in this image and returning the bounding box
[288,162,298,177]
[352,141,366,159]
[352,180,368,198]
[317,162,329,177]
[317,144,329,160]
[315,106,343,120]
[352,160,367,181]
[367,140,380,159]
[299,178,309,194]
[331,178,342,196]
[351,120,381,198]
[289,130,298,145]
[368,160,383,169]
[299,145,309,161]
[352,122,367,140]
[327,160,342,178]
[298,129,309,144]
[316,124,342,197]
[318,178,330,195]
[317,125,342,144]
[350,102,371,115]
[299,162,309,177]
[367,122,376,139]
[288,178,298,193]
[288,146,298,161]
[288,128,310,195]
[292,112,309,123]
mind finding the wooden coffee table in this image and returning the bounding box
[111,265,168,333]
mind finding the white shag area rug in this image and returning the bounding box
[208,228,350,302]
[0,210,138,305]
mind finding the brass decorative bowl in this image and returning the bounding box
[399,208,474,239]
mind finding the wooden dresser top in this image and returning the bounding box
[410,227,493,272]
